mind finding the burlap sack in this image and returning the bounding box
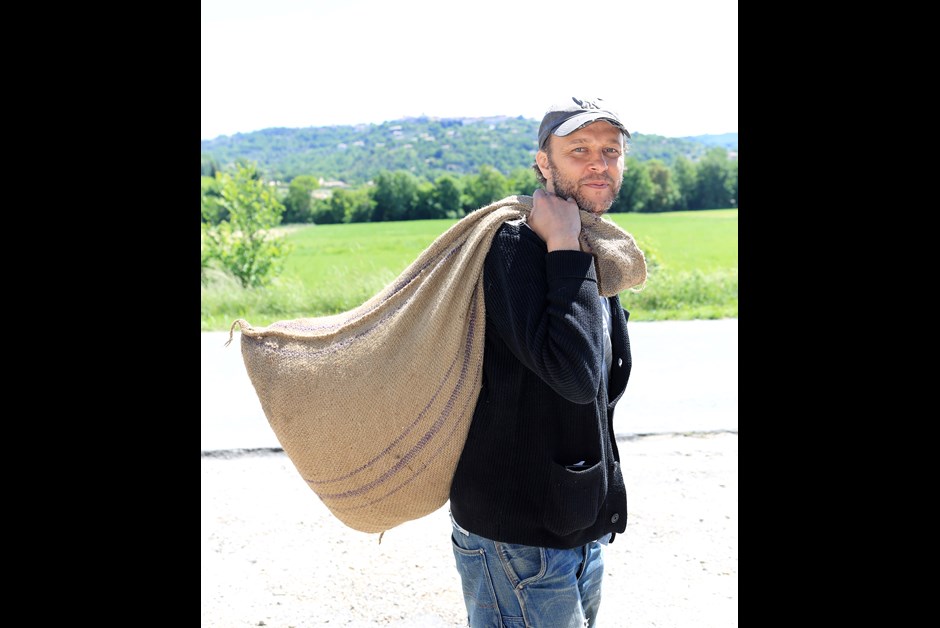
[227,195,647,534]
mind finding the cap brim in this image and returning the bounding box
[554,112,630,139]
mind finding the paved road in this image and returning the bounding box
[201,319,738,452]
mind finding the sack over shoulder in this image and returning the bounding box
[228,195,646,534]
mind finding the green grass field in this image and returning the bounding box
[607,210,737,273]
[201,209,737,331]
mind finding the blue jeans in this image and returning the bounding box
[450,513,607,627]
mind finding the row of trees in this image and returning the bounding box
[202,147,737,229]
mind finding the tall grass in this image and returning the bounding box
[201,209,738,330]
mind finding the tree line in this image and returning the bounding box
[202,146,737,230]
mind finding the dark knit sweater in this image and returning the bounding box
[449,219,632,550]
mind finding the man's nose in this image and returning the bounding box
[588,152,609,171]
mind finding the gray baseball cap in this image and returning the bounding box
[537,97,630,149]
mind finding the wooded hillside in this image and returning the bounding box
[200,116,737,185]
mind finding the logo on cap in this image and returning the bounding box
[572,97,602,110]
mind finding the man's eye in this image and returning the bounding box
[605,148,621,154]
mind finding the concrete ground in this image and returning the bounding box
[201,319,738,627]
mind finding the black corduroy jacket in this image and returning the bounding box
[448,219,632,550]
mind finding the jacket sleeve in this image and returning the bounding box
[483,224,605,404]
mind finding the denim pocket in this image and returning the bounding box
[451,534,500,613]
[542,461,607,537]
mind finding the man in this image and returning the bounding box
[448,97,635,627]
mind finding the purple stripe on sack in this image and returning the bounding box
[327,345,483,515]
[313,288,481,502]
[307,330,462,485]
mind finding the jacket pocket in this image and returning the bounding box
[542,460,607,537]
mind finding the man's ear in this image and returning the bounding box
[535,150,551,182]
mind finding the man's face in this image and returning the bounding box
[537,121,625,215]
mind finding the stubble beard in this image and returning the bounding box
[547,158,622,215]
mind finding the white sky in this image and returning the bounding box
[201,0,737,141]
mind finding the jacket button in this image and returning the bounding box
[611,513,620,523]
[617,358,623,367]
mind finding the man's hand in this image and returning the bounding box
[529,188,582,251]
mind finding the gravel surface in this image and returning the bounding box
[201,432,737,627]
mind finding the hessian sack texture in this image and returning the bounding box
[226,195,647,534]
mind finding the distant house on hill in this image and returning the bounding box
[312,177,349,199]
